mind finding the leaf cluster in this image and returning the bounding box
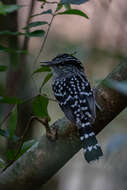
[0,0,90,167]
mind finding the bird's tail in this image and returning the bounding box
[79,122,103,163]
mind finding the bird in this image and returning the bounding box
[41,53,103,163]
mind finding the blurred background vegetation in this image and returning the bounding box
[0,0,127,189]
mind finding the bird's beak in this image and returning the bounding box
[40,61,54,67]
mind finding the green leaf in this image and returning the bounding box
[23,21,48,30]
[57,9,89,19]
[0,30,19,35]
[39,73,53,93]
[5,149,17,161]
[26,30,45,37]
[104,79,127,96]
[32,95,50,119]
[61,0,89,4]
[0,45,12,53]
[94,79,104,86]
[0,65,8,72]
[31,9,52,18]
[0,45,11,53]
[56,3,64,12]
[0,2,22,15]
[0,129,10,138]
[41,73,53,88]
[0,96,23,104]
[33,66,51,74]
[0,45,27,54]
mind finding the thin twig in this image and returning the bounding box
[23,3,57,101]
[30,9,56,99]
[33,14,55,67]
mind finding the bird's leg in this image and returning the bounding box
[29,116,57,141]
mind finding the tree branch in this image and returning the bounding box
[0,61,127,190]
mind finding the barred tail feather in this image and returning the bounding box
[83,142,103,163]
[79,123,103,163]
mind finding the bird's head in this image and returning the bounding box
[41,53,84,76]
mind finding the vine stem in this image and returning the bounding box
[28,6,57,105]
[33,13,55,67]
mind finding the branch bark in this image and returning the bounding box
[0,61,127,190]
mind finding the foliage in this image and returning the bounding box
[60,0,89,4]
[0,2,22,15]
[0,0,90,168]
[23,21,48,29]
[33,66,51,73]
[0,0,126,183]
[0,65,8,72]
[0,96,23,104]
[0,45,27,53]
[32,95,50,120]
[30,9,52,18]
[57,9,88,18]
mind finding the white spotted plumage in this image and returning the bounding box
[46,53,103,163]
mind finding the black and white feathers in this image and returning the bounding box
[52,72,103,163]
[41,53,103,163]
